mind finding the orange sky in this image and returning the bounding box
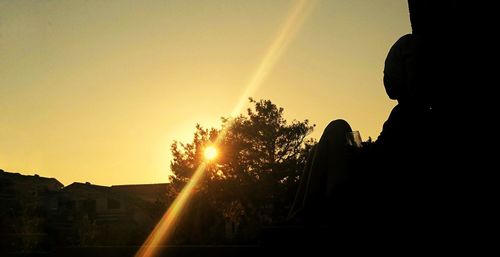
[0,0,410,186]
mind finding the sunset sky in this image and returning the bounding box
[1,0,410,186]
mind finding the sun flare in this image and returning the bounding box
[134,1,316,256]
[204,146,218,161]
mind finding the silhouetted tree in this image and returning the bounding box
[169,98,315,242]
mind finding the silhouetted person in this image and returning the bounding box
[286,35,433,238]
[262,1,483,253]
[288,119,356,227]
[285,0,468,247]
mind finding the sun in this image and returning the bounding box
[203,146,218,161]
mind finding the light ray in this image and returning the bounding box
[135,1,317,257]
[231,0,318,116]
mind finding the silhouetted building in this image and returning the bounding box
[0,169,173,250]
[0,169,63,197]
[0,169,64,253]
[0,169,63,215]
[53,182,171,246]
[110,183,170,204]
[60,182,167,224]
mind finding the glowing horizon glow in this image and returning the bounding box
[203,146,218,161]
[135,1,318,257]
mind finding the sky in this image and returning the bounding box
[0,0,410,186]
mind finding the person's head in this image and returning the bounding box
[383,34,421,103]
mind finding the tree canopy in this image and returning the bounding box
[169,98,315,242]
